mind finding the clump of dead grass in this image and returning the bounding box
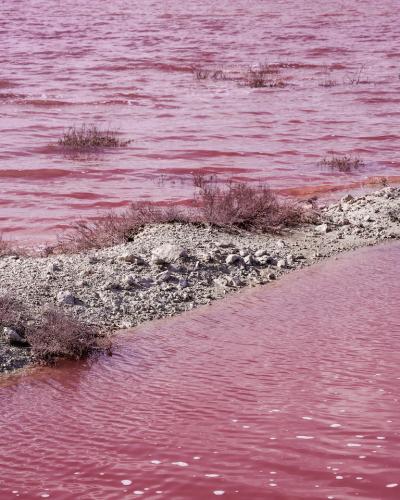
[0,235,11,257]
[56,203,192,253]
[26,308,100,364]
[194,175,316,232]
[0,295,26,333]
[319,155,365,173]
[58,124,131,150]
[243,64,286,88]
[192,63,286,88]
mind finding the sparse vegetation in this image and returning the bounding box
[319,155,365,173]
[0,235,11,257]
[58,124,131,150]
[55,177,315,253]
[191,66,232,81]
[26,308,100,364]
[1,291,102,364]
[192,63,286,88]
[319,78,338,88]
[0,295,26,333]
[243,64,286,88]
[194,175,316,232]
[56,203,191,253]
[344,64,370,85]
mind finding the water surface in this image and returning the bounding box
[1,0,400,239]
[1,242,399,499]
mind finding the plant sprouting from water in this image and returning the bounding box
[58,124,131,150]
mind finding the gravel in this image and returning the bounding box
[1,187,399,374]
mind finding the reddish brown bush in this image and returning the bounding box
[26,308,99,364]
[58,124,131,150]
[0,295,25,331]
[319,155,365,173]
[57,202,191,253]
[194,175,315,232]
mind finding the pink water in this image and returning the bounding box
[1,242,399,499]
[1,0,400,240]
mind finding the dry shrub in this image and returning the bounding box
[57,203,191,253]
[194,175,315,232]
[319,79,338,88]
[243,64,285,88]
[58,124,131,150]
[0,235,11,257]
[0,295,25,332]
[320,155,365,173]
[192,63,285,88]
[26,308,99,364]
[344,64,370,85]
[192,66,236,82]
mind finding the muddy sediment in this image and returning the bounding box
[1,187,399,373]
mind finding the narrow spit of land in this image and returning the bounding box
[1,187,399,373]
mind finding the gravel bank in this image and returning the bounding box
[1,187,399,373]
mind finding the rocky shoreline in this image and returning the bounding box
[1,187,399,374]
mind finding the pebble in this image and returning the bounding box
[56,290,77,305]
[225,254,242,265]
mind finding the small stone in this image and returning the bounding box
[76,279,88,287]
[286,254,294,266]
[151,244,187,265]
[156,270,173,283]
[315,223,330,234]
[243,254,257,266]
[88,256,99,264]
[255,249,267,257]
[47,262,62,272]
[103,281,121,291]
[268,272,276,280]
[123,275,137,287]
[276,240,285,248]
[57,290,77,305]
[341,194,354,204]
[277,259,286,269]
[179,279,189,288]
[215,241,236,249]
[120,253,146,265]
[239,248,251,257]
[4,327,25,345]
[225,254,243,265]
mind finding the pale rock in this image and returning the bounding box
[315,223,330,234]
[277,259,286,269]
[151,244,187,264]
[243,254,257,266]
[47,262,62,273]
[57,290,77,305]
[255,249,267,257]
[225,254,243,265]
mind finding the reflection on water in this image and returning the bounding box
[1,243,400,499]
[1,0,400,239]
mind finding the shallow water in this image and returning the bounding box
[1,242,399,499]
[1,0,400,239]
